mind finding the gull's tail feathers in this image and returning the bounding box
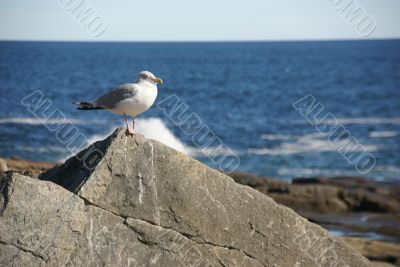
[75,101,105,110]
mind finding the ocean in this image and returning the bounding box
[0,40,399,180]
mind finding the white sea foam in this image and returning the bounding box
[135,118,189,154]
[278,165,400,180]
[85,128,117,147]
[369,131,398,138]
[373,165,400,176]
[190,145,239,157]
[6,115,232,162]
[292,117,400,125]
[0,117,110,125]
[82,117,190,155]
[15,145,66,154]
[249,132,379,155]
[277,167,358,178]
[260,134,293,141]
[84,118,241,158]
[0,116,189,153]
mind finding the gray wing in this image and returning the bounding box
[94,83,139,109]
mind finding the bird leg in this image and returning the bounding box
[132,116,136,132]
[124,113,134,136]
[132,116,144,137]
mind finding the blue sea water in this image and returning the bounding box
[0,40,399,180]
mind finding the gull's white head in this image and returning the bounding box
[137,71,163,85]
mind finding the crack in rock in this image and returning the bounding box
[0,240,46,262]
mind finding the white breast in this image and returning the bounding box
[111,84,158,116]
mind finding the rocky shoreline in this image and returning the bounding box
[1,137,400,266]
[229,172,400,266]
[229,173,400,239]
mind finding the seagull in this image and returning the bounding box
[75,71,163,135]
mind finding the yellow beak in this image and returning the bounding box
[153,77,163,84]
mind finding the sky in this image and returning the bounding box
[0,0,399,41]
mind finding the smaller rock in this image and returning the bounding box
[0,157,56,177]
[0,159,7,173]
[341,237,400,265]
[229,173,400,213]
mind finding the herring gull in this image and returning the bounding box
[75,71,163,135]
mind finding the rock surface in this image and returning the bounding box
[0,128,370,266]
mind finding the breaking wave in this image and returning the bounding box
[248,132,379,156]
